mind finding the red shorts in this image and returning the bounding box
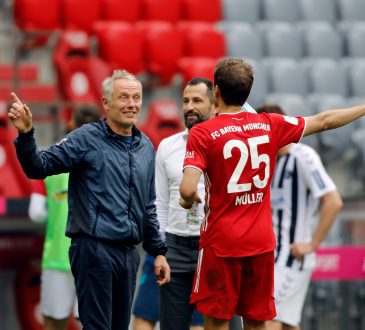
[190,246,276,321]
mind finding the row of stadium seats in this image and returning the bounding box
[54,21,365,99]
[227,0,365,24]
[246,58,365,107]
[14,0,222,33]
[218,21,365,59]
[14,0,365,33]
[94,21,225,83]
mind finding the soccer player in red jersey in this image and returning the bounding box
[179,57,365,330]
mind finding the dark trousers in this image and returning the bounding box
[160,233,242,330]
[69,235,140,330]
[160,271,196,330]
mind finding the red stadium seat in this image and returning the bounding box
[14,261,81,330]
[14,0,61,47]
[178,57,217,86]
[14,0,61,31]
[136,21,183,85]
[138,100,184,149]
[177,22,226,58]
[141,0,182,24]
[94,21,145,75]
[0,85,57,102]
[0,102,33,198]
[100,0,141,22]
[53,30,111,103]
[62,0,101,33]
[181,0,222,22]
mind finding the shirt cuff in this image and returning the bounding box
[17,127,35,141]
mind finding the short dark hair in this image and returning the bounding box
[185,77,214,103]
[214,58,254,106]
[73,103,101,128]
[256,104,286,116]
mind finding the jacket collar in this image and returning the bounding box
[101,118,141,141]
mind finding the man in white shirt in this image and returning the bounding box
[157,77,213,330]
[158,78,252,330]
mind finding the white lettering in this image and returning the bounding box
[242,123,270,132]
[315,254,340,272]
[185,151,195,159]
[211,131,220,140]
[235,192,263,205]
[219,125,243,135]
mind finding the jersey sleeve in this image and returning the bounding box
[296,146,337,198]
[183,126,207,173]
[32,180,46,195]
[28,180,47,223]
[270,113,306,148]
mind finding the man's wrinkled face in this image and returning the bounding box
[104,78,142,132]
[183,83,213,129]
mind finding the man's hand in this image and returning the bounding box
[8,93,33,133]
[179,194,201,210]
[154,255,170,286]
[290,242,315,262]
[179,197,194,209]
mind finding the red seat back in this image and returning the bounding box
[141,0,182,24]
[182,0,222,22]
[178,57,216,86]
[14,0,61,31]
[62,0,101,33]
[53,31,111,103]
[100,0,141,22]
[178,22,226,58]
[94,21,145,75]
[138,100,184,149]
[137,21,183,85]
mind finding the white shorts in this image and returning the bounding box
[273,265,312,327]
[41,269,78,319]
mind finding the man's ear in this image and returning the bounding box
[214,85,220,99]
[102,97,109,113]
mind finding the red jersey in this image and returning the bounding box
[32,179,46,195]
[184,111,306,257]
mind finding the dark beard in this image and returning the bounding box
[184,111,203,129]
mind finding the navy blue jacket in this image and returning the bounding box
[15,119,166,256]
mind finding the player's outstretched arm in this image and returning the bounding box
[8,93,33,133]
[304,103,365,137]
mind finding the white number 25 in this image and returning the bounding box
[223,135,270,193]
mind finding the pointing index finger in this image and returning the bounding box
[11,92,23,105]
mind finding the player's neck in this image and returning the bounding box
[218,105,242,114]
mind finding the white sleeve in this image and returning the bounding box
[297,146,336,198]
[28,193,48,223]
[155,142,170,233]
[242,102,257,113]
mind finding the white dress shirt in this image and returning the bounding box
[155,129,205,237]
[155,103,256,237]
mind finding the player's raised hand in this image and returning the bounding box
[8,93,33,133]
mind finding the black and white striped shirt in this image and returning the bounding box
[271,144,336,270]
